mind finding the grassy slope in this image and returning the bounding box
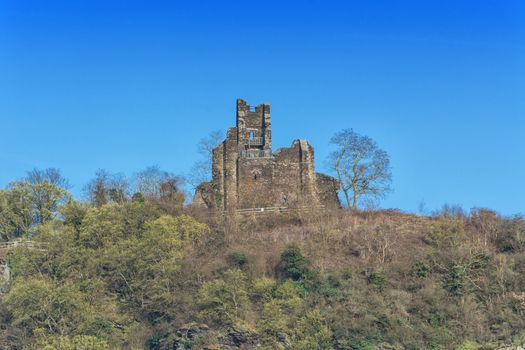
[182,208,525,349]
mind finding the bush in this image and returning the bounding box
[278,245,310,281]
[257,300,290,347]
[4,277,95,336]
[293,309,333,350]
[229,252,249,270]
[198,269,250,326]
[455,340,480,350]
[346,335,376,350]
[411,261,432,278]
[317,274,342,298]
[496,216,525,252]
[443,264,466,296]
[367,271,386,288]
[33,335,109,350]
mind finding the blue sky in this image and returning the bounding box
[0,0,524,215]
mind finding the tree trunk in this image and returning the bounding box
[342,188,351,208]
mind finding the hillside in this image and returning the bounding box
[1,200,524,349]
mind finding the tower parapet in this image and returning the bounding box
[236,99,271,156]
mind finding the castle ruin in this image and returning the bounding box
[193,99,340,211]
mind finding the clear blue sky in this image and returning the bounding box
[1,0,524,215]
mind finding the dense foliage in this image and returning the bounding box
[0,171,524,349]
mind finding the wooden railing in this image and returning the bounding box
[233,205,326,215]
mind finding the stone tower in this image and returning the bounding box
[193,99,340,211]
[236,99,272,158]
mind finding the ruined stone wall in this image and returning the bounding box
[193,99,341,211]
[223,128,239,211]
[236,140,317,209]
[315,173,341,207]
[237,158,276,209]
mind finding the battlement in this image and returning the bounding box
[236,98,270,114]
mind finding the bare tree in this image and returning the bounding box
[26,167,70,189]
[134,166,173,199]
[133,166,185,214]
[197,130,223,160]
[84,169,129,207]
[188,130,223,189]
[328,129,392,209]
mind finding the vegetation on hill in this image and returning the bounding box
[0,169,524,349]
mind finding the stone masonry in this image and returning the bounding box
[193,99,340,211]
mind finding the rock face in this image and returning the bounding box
[217,330,260,348]
[172,323,210,349]
[161,324,265,350]
[193,99,341,211]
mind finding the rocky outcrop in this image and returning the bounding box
[159,323,263,350]
[217,329,260,349]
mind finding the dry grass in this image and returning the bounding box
[187,209,435,280]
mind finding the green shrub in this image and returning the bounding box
[278,245,311,281]
[147,332,162,350]
[33,335,109,350]
[318,274,343,298]
[198,268,250,326]
[455,340,480,350]
[411,261,432,278]
[367,271,386,288]
[346,335,375,350]
[443,264,466,296]
[229,252,249,269]
[293,309,333,350]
